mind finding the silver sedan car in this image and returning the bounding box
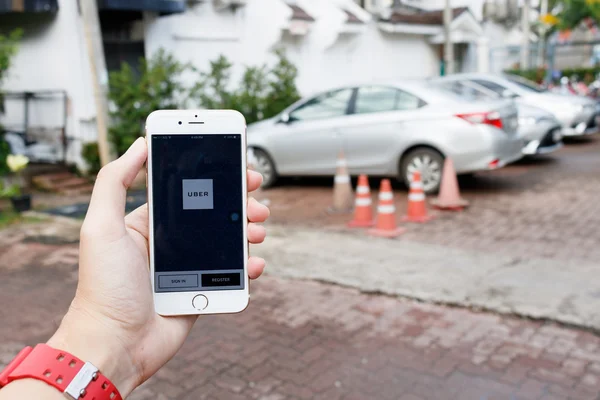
[431,78,564,155]
[518,105,563,155]
[247,80,524,193]
[439,73,599,138]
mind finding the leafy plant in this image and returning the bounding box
[0,29,23,114]
[507,66,600,84]
[554,0,600,30]
[263,48,301,118]
[0,136,10,176]
[191,55,236,110]
[0,154,29,198]
[192,49,301,124]
[81,142,101,174]
[234,65,269,124]
[0,29,23,175]
[0,181,20,198]
[108,49,189,156]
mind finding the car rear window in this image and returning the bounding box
[425,82,483,103]
[503,74,546,93]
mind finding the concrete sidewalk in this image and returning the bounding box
[255,225,600,331]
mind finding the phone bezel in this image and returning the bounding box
[146,110,249,316]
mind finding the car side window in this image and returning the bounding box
[396,90,423,111]
[355,86,423,114]
[289,89,353,122]
[470,79,507,95]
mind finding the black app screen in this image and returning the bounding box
[151,134,244,292]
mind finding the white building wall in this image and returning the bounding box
[1,0,96,169]
[145,0,440,98]
[145,0,291,96]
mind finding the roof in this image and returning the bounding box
[384,7,469,25]
[344,9,363,24]
[288,4,315,22]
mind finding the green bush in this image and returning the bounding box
[105,48,301,159]
[108,49,189,156]
[0,134,10,176]
[506,66,600,85]
[81,142,101,175]
[0,29,23,174]
[263,48,301,118]
[191,49,301,124]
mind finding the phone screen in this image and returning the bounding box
[151,134,244,293]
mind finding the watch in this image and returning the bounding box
[0,344,123,400]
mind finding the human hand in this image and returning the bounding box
[47,137,270,397]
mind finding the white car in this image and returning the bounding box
[431,78,564,156]
[439,73,599,138]
[247,80,523,193]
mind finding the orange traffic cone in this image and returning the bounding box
[402,171,434,223]
[348,174,374,228]
[431,158,469,211]
[368,179,405,238]
[329,150,353,213]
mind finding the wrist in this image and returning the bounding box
[47,310,140,397]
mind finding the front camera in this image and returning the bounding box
[195,114,198,118]
[178,121,182,125]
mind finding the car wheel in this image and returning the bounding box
[252,148,278,188]
[400,148,444,194]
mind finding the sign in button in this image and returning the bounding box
[158,274,199,289]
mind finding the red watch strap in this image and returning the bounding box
[0,344,122,400]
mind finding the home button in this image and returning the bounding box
[192,294,208,310]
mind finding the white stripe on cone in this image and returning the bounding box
[408,193,425,201]
[335,175,351,184]
[379,192,393,201]
[336,159,347,167]
[378,205,395,214]
[355,198,372,206]
[356,186,369,194]
[410,182,424,190]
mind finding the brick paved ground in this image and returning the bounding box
[258,136,600,263]
[1,233,600,400]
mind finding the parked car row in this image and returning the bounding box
[247,74,599,194]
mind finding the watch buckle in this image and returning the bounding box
[63,362,99,399]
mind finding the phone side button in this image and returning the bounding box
[192,294,208,310]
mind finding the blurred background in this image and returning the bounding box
[1,0,600,399]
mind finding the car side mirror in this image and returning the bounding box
[502,89,518,99]
[278,113,291,124]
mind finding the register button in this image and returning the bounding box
[201,273,241,287]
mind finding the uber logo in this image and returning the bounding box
[182,179,214,210]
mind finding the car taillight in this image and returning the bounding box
[456,111,503,129]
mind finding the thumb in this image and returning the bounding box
[82,138,147,238]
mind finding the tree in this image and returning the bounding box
[552,0,600,30]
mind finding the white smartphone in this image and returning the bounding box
[146,110,249,316]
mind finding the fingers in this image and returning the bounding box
[125,203,149,240]
[247,170,263,193]
[248,223,266,244]
[83,138,147,238]
[248,197,270,223]
[248,256,266,280]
